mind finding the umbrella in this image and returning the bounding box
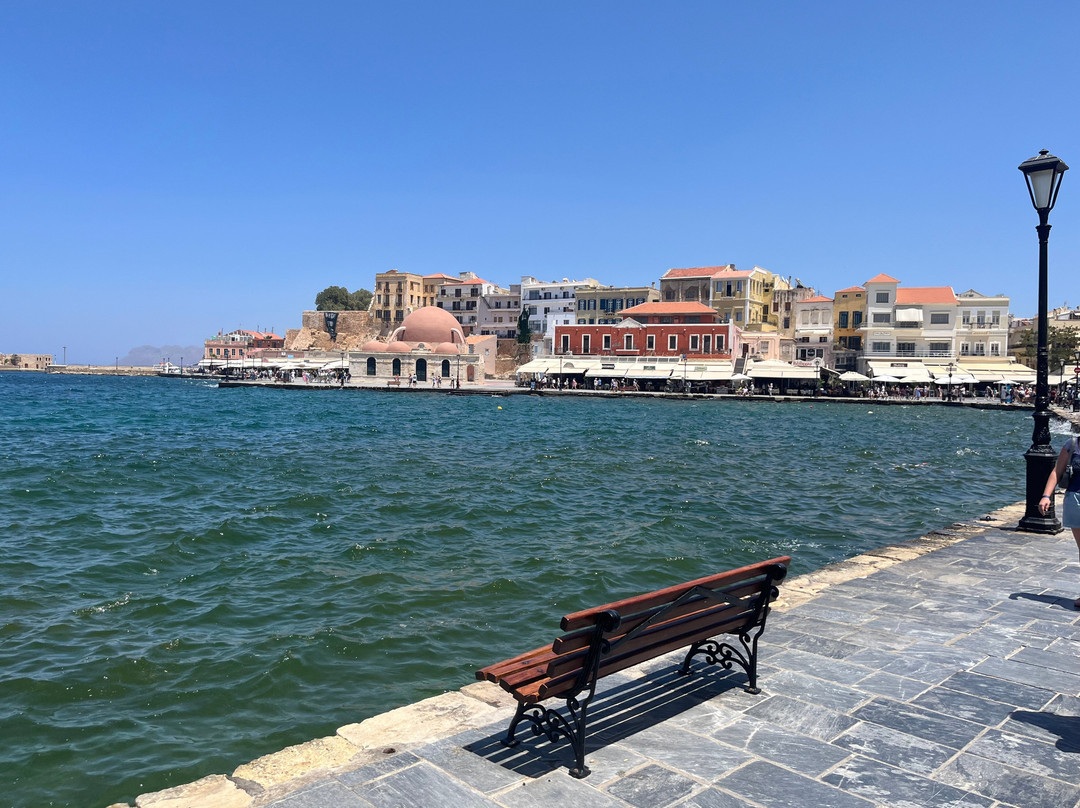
[729,373,752,381]
[872,374,902,383]
[839,371,869,381]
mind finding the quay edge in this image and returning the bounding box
[107,499,1052,808]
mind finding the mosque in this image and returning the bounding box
[350,306,484,384]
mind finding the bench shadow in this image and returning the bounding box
[464,663,749,776]
[1008,592,1077,610]
[1009,710,1080,753]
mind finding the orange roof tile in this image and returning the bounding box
[621,301,719,317]
[424,273,461,281]
[895,287,957,305]
[865,273,900,284]
[802,295,834,303]
[835,286,864,293]
[661,265,734,279]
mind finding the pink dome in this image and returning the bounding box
[400,306,464,345]
[435,342,460,354]
[362,340,388,352]
[388,341,412,352]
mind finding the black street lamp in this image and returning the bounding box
[1018,149,1068,533]
[946,361,955,402]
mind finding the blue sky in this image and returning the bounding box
[2,1,1078,364]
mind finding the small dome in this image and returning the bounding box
[388,341,412,353]
[399,306,465,345]
[435,342,459,354]
[362,340,387,352]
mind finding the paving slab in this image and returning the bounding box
[128,502,1080,808]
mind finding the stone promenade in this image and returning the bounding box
[130,502,1080,808]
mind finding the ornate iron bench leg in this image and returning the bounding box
[502,701,528,748]
[680,626,764,694]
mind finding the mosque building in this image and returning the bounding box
[350,306,484,384]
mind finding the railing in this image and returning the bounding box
[958,322,1002,330]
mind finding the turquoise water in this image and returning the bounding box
[0,373,1046,806]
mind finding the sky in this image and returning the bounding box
[2,1,1078,365]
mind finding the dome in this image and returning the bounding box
[399,306,464,345]
[434,342,460,354]
[362,340,387,352]
[388,341,412,353]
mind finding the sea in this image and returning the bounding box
[0,372,1064,807]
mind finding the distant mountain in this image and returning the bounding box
[118,344,204,367]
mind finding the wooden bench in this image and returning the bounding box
[476,556,789,778]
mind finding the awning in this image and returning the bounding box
[516,359,559,374]
[747,360,820,380]
[625,367,675,379]
[894,308,923,323]
[866,361,932,382]
[585,366,629,378]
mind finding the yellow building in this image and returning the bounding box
[833,285,866,350]
[710,266,776,331]
[373,270,461,332]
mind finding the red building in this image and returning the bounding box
[204,329,284,360]
[554,302,739,358]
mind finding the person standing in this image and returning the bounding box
[1039,435,1080,608]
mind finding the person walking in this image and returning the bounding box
[1038,435,1080,608]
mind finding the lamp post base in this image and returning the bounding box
[1018,445,1062,534]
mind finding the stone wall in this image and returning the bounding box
[285,311,380,352]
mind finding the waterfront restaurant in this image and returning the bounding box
[553,301,741,360]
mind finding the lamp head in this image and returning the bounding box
[1019,150,1068,212]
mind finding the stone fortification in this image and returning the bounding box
[283,311,380,353]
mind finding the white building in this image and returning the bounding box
[435,273,503,335]
[955,290,1009,360]
[792,295,835,364]
[520,276,601,355]
[475,283,521,339]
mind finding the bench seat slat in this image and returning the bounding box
[476,644,553,681]
[559,557,789,632]
[545,597,765,680]
[552,579,766,655]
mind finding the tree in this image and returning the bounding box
[315,286,373,311]
[517,308,532,344]
[348,288,373,311]
[1017,324,1080,366]
[9,354,20,366]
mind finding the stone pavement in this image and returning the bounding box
[130,503,1080,808]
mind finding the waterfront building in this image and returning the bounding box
[1,353,52,370]
[353,306,482,384]
[832,286,865,371]
[955,290,1010,361]
[575,284,659,325]
[435,273,505,335]
[204,330,284,361]
[659,265,733,304]
[792,295,836,364]
[772,280,817,337]
[862,274,958,380]
[554,301,739,359]
[475,283,521,340]
[373,270,460,332]
[520,276,601,356]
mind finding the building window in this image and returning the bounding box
[647,335,655,351]
[392,358,401,376]
[735,312,742,322]
[872,313,891,324]
[930,312,949,324]
[624,334,633,350]
[929,342,949,355]
[366,358,376,376]
[582,335,591,354]
[838,311,849,328]
[690,334,700,351]
[990,342,1001,356]
[876,292,889,303]
[603,334,611,350]
[897,342,915,355]
[853,312,863,327]
[667,335,678,351]
[872,342,890,353]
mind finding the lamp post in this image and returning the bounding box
[1018,149,1068,533]
[62,346,66,366]
[946,361,955,402]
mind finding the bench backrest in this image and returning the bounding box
[538,556,790,700]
